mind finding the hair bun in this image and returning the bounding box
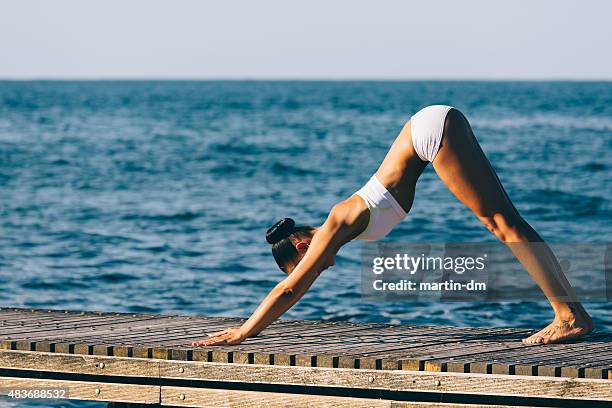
[266,218,295,244]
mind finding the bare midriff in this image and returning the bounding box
[374,120,428,213]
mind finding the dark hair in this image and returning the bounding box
[266,218,314,272]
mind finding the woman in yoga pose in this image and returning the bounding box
[193,105,593,346]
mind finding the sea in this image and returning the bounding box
[0,81,610,407]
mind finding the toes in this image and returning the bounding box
[522,335,543,344]
[528,336,543,344]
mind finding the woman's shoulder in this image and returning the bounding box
[324,196,370,239]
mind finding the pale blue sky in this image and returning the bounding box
[1,0,610,79]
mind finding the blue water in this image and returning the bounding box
[0,81,610,407]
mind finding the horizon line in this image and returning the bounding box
[0,77,611,82]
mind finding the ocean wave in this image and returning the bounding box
[524,189,605,217]
[472,114,612,132]
[121,211,202,221]
[84,272,140,283]
[21,279,89,290]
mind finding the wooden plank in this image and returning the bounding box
[74,343,93,355]
[300,325,524,348]
[0,350,159,377]
[239,324,524,354]
[54,342,74,354]
[450,337,612,377]
[161,385,390,407]
[0,377,159,404]
[342,331,530,359]
[0,316,174,340]
[132,345,152,359]
[3,313,155,332]
[4,348,609,402]
[34,340,55,353]
[2,320,167,341]
[390,403,541,408]
[28,318,232,346]
[92,344,113,356]
[64,320,232,345]
[0,309,67,322]
[246,319,349,338]
[415,333,612,376]
[113,345,133,358]
[219,326,530,370]
[467,334,611,363]
[584,366,610,380]
[54,320,233,358]
[0,350,609,406]
[0,310,115,325]
[363,339,532,373]
[0,312,223,337]
[15,340,35,351]
[159,361,612,401]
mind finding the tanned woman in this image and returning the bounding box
[193,105,593,347]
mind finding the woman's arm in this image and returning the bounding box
[192,198,365,346]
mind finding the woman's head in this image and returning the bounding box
[266,218,315,274]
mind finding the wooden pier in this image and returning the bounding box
[0,308,610,407]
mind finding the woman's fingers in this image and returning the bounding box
[192,333,229,346]
[192,327,245,347]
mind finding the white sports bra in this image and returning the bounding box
[353,175,407,241]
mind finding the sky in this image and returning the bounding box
[1,0,611,80]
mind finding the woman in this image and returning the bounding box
[193,105,593,346]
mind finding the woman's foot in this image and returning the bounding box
[522,308,594,344]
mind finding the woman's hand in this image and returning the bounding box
[191,327,246,346]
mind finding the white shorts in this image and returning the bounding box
[410,105,454,162]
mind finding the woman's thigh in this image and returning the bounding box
[431,109,517,218]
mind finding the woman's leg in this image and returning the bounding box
[431,108,593,344]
